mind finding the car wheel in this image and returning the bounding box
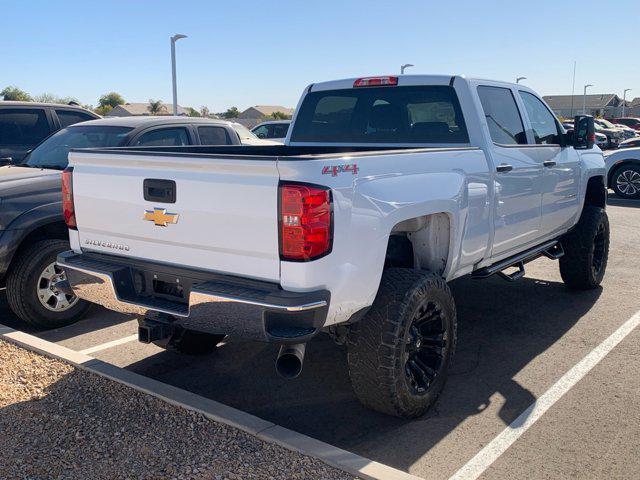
[612,164,640,199]
[559,206,610,290]
[6,239,92,329]
[346,268,457,418]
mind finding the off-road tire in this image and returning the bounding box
[153,327,225,355]
[560,206,609,290]
[611,164,640,199]
[346,268,457,418]
[6,239,92,329]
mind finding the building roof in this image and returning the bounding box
[106,102,187,116]
[543,94,620,110]
[631,97,640,107]
[239,105,294,118]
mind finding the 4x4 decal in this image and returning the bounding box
[322,164,359,177]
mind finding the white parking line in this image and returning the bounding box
[79,334,139,355]
[450,310,640,480]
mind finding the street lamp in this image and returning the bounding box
[400,64,414,74]
[516,76,527,84]
[583,84,593,115]
[623,88,632,118]
[171,34,188,116]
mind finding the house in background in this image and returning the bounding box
[106,103,188,117]
[543,94,623,119]
[235,105,295,127]
[627,98,640,118]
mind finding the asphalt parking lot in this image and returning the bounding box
[2,195,639,480]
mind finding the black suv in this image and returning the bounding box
[0,101,99,164]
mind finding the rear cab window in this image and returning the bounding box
[290,85,469,144]
[197,126,231,145]
[477,86,526,145]
[133,127,190,146]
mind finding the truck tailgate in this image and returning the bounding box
[69,150,281,282]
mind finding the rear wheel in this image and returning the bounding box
[346,268,456,418]
[611,164,640,199]
[559,206,609,290]
[6,239,92,329]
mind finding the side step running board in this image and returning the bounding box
[472,240,564,282]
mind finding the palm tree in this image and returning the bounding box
[147,99,167,115]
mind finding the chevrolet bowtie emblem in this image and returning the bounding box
[144,208,179,227]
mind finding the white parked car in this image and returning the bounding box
[58,75,609,418]
[604,147,640,198]
[251,120,291,143]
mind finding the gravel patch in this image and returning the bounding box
[0,339,356,480]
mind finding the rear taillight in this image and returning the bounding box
[61,167,76,229]
[279,183,332,261]
[353,76,398,87]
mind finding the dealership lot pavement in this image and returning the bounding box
[2,195,639,479]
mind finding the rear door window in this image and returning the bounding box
[55,109,96,128]
[0,108,51,146]
[477,86,526,145]
[133,127,190,146]
[271,123,290,138]
[290,85,468,144]
[197,126,230,145]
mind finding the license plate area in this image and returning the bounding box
[132,269,193,306]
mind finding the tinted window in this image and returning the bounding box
[198,126,230,145]
[519,92,560,145]
[231,123,258,141]
[24,126,132,169]
[252,125,269,138]
[271,123,290,138]
[133,127,190,146]
[477,86,526,145]
[55,109,96,128]
[0,108,50,146]
[290,86,469,144]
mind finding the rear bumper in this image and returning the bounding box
[57,251,329,343]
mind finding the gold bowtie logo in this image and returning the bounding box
[144,208,179,227]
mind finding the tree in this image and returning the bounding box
[186,107,201,117]
[98,92,125,109]
[223,106,240,118]
[200,106,210,118]
[262,111,291,121]
[147,99,167,115]
[33,93,79,104]
[1,86,32,101]
[94,105,113,116]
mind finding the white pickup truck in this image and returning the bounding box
[57,75,609,418]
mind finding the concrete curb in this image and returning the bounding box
[0,325,422,480]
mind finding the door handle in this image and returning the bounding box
[496,164,513,173]
[543,160,557,167]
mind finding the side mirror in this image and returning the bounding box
[573,115,595,149]
[0,156,13,166]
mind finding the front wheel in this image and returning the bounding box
[559,206,610,290]
[6,239,92,329]
[346,268,457,418]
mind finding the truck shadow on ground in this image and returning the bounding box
[125,274,601,471]
[0,295,132,341]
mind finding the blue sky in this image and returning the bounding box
[2,0,639,112]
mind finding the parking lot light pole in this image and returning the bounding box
[400,64,414,74]
[516,76,526,84]
[583,84,593,115]
[622,88,632,118]
[171,34,187,116]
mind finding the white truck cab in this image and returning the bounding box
[57,75,609,417]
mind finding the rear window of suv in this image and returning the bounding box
[290,85,469,144]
